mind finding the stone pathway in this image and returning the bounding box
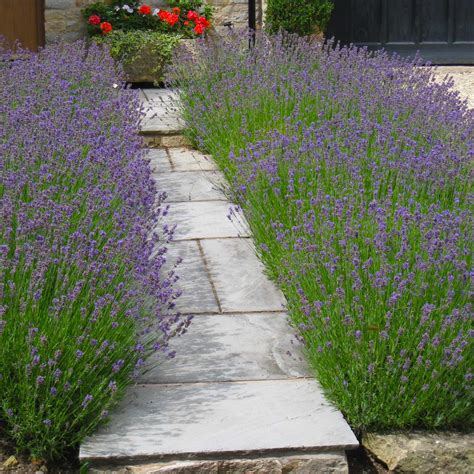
[80,68,472,472]
[79,90,358,472]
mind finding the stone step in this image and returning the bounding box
[140,89,187,147]
[88,452,351,473]
[79,379,358,464]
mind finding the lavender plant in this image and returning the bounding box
[170,33,473,430]
[0,42,187,460]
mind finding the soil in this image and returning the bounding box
[347,445,389,474]
[0,433,79,474]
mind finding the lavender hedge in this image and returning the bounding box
[171,33,473,430]
[0,42,186,459]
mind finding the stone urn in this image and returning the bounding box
[122,38,197,85]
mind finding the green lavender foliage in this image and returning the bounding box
[0,41,184,460]
[170,33,474,431]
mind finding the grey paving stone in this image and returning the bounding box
[162,241,219,314]
[141,99,178,116]
[201,239,286,313]
[141,116,184,134]
[140,90,185,133]
[139,313,310,384]
[144,148,171,174]
[167,202,249,240]
[79,379,358,462]
[152,171,227,202]
[142,89,180,102]
[138,89,147,103]
[141,101,184,134]
[168,147,217,171]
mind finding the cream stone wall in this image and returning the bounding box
[44,1,264,43]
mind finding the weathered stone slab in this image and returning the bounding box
[200,238,285,312]
[141,104,180,120]
[80,379,358,462]
[142,89,180,102]
[168,147,217,171]
[152,171,226,202]
[145,148,172,174]
[363,432,474,473]
[138,89,148,103]
[141,116,184,134]
[141,98,184,134]
[89,452,349,473]
[166,202,248,240]
[161,241,219,314]
[139,313,310,384]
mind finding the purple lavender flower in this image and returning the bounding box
[171,30,473,430]
[0,40,187,458]
[81,394,93,408]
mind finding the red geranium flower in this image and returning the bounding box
[194,23,205,35]
[187,10,199,22]
[172,7,181,15]
[88,14,101,26]
[197,16,210,28]
[159,10,170,21]
[158,10,179,26]
[138,4,152,15]
[167,13,179,26]
[100,21,113,34]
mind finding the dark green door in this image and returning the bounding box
[327,0,474,64]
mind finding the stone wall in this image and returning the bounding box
[44,1,264,43]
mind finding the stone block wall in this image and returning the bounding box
[45,1,265,43]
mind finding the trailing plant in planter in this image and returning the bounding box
[265,0,333,36]
[82,1,212,83]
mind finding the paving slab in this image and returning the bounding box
[168,147,217,171]
[141,115,184,135]
[80,379,359,462]
[138,89,147,102]
[152,170,226,202]
[162,241,219,314]
[166,202,249,240]
[201,238,286,313]
[141,96,184,134]
[144,148,172,174]
[142,89,180,102]
[139,313,310,384]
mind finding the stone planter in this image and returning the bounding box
[121,38,197,84]
[91,30,197,85]
[122,39,194,84]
